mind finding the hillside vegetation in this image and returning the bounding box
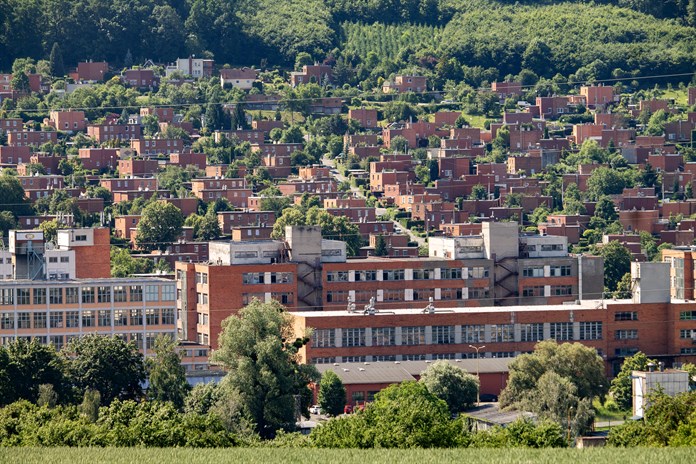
[0,0,694,81]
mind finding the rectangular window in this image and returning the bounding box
[17,312,30,329]
[382,270,405,281]
[49,288,62,305]
[679,329,695,339]
[550,265,572,277]
[0,289,13,305]
[161,308,175,325]
[82,310,95,327]
[615,329,638,340]
[520,323,543,342]
[161,285,175,301]
[403,354,426,361]
[412,269,432,280]
[114,286,127,303]
[60,256,69,263]
[311,328,336,348]
[145,285,159,302]
[615,311,638,321]
[342,328,366,347]
[145,308,159,326]
[580,322,603,341]
[326,271,348,282]
[468,267,489,279]
[550,322,573,341]
[98,310,111,327]
[81,287,95,304]
[401,326,425,345]
[97,286,111,303]
[130,309,143,326]
[551,285,572,296]
[433,325,455,344]
[242,273,264,284]
[372,327,396,346]
[522,286,545,297]
[130,286,143,302]
[66,311,79,328]
[491,324,514,343]
[441,268,462,279]
[33,312,47,329]
[17,288,30,305]
[65,288,79,304]
[114,309,128,326]
[522,267,544,277]
[679,311,696,321]
[355,270,377,281]
[49,312,63,328]
[462,324,485,343]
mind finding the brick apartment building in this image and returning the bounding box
[293,262,696,378]
[8,130,58,147]
[175,223,603,351]
[87,123,141,143]
[0,228,178,359]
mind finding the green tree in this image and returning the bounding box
[10,72,29,93]
[64,334,146,405]
[419,361,479,413]
[390,135,409,153]
[0,210,17,236]
[135,202,184,252]
[500,340,605,436]
[0,339,67,406]
[311,381,460,448]
[49,42,64,77]
[211,299,318,438]
[0,174,31,217]
[597,240,631,292]
[586,167,629,200]
[610,352,657,411]
[147,335,190,410]
[469,184,488,200]
[184,382,221,415]
[594,196,618,222]
[374,234,388,256]
[318,370,346,417]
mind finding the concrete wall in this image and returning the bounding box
[633,262,670,304]
[483,222,518,260]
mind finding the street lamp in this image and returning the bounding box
[469,344,486,405]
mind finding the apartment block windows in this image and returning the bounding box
[578,321,602,340]
[550,265,572,277]
[65,288,79,304]
[433,325,455,344]
[615,329,638,340]
[615,311,638,321]
[462,324,485,343]
[16,288,30,305]
[468,267,489,279]
[33,312,46,329]
[382,270,404,281]
[520,323,543,342]
[114,286,127,303]
[130,286,143,302]
[342,328,366,347]
[81,287,95,304]
[355,270,377,281]
[522,286,544,297]
[242,273,264,284]
[33,288,46,305]
[145,285,159,302]
[523,267,544,277]
[97,286,111,303]
[491,324,514,343]
[372,327,396,346]
[401,326,425,346]
[441,268,462,279]
[49,288,62,305]
[311,329,336,348]
[550,322,573,341]
[326,271,348,282]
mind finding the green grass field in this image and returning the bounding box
[0,447,692,464]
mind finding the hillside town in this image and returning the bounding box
[1,49,696,451]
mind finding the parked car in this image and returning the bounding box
[309,405,321,414]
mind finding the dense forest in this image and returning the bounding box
[0,0,695,80]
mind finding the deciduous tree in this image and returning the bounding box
[419,361,479,412]
[318,370,346,417]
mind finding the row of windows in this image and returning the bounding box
[240,293,294,306]
[242,272,293,285]
[0,308,175,330]
[310,351,522,364]
[680,311,696,320]
[0,285,173,306]
[312,322,604,347]
[0,332,176,352]
[326,288,472,304]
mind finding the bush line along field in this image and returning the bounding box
[1,447,694,464]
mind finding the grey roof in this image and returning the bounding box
[314,358,512,385]
[463,403,535,426]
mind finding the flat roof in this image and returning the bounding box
[291,300,606,318]
[314,358,512,385]
[463,403,535,425]
[0,277,174,286]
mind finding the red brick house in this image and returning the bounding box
[348,108,379,130]
[72,61,108,82]
[290,64,333,87]
[87,123,141,143]
[47,111,86,132]
[382,75,427,94]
